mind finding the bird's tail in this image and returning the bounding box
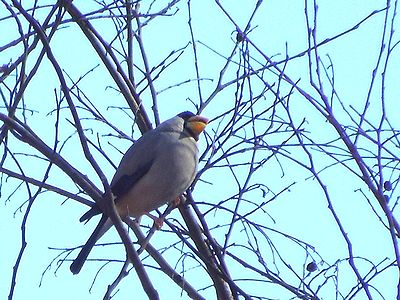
[79,203,102,223]
[70,215,112,274]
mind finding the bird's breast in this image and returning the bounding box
[116,137,198,218]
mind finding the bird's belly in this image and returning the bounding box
[116,142,197,217]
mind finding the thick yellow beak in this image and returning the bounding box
[187,115,209,135]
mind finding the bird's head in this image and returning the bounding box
[178,111,209,141]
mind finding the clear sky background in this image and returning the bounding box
[1,0,398,299]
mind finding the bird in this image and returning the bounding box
[70,111,208,274]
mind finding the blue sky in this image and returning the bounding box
[1,0,398,299]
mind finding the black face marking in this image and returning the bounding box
[184,125,199,141]
[177,111,195,121]
[177,111,199,140]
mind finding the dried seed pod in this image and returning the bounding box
[306,261,318,272]
[384,181,392,191]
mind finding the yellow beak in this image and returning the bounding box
[187,115,209,135]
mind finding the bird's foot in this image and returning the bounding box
[171,196,181,208]
[145,213,164,229]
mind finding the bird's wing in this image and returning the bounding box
[111,159,154,198]
[79,131,162,222]
[110,131,161,198]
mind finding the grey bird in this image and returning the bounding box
[70,111,208,274]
